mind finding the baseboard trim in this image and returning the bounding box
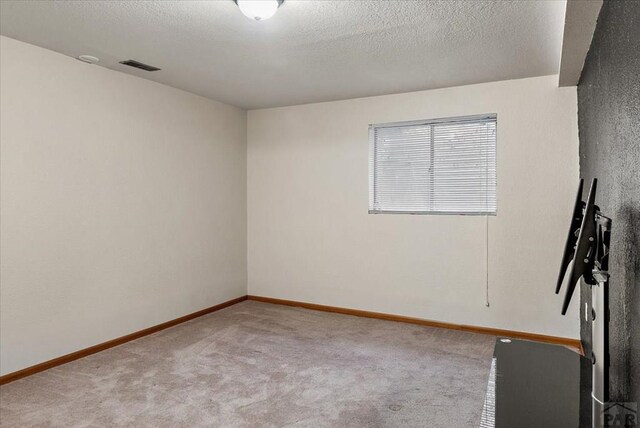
[0,295,248,386]
[1,293,582,385]
[247,295,583,352]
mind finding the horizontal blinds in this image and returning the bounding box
[369,115,496,214]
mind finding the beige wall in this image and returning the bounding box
[248,75,580,339]
[0,36,247,375]
[0,35,582,377]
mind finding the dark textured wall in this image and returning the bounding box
[578,0,640,404]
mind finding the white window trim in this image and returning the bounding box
[368,113,497,216]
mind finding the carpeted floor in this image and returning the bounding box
[0,301,495,427]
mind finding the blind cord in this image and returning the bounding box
[485,213,490,307]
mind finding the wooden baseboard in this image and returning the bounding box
[0,295,248,386]
[247,295,583,353]
[1,293,583,385]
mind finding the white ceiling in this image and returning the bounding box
[0,1,567,110]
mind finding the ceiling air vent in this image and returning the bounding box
[119,60,161,72]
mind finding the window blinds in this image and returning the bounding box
[369,114,497,215]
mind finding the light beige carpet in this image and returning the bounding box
[0,301,495,427]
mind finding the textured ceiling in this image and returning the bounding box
[0,1,566,109]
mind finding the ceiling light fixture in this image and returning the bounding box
[234,0,283,21]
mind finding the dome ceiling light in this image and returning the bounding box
[234,0,283,21]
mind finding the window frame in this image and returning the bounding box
[368,113,497,216]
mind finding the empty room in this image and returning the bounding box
[0,1,638,427]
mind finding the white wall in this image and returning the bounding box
[0,36,247,375]
[248,75,580,339]
[0,35,581,377]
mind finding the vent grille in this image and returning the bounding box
[119,60,161,72]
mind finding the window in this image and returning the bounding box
[369,114,496,215]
